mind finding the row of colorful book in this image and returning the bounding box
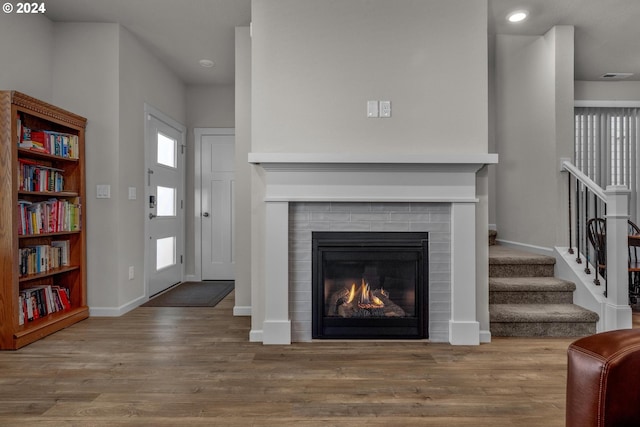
[18,119,79,159]
[18,158,65,193]
[18,241,70,276]
[18,285,72,325]
[17,198,81,236]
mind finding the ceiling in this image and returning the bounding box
[45,0,251,86]
[44,0,640,85]
[489,0,640,81]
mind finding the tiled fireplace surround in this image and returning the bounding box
[290,202,450,342]
[249,153,498,346]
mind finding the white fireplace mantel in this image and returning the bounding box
[249,152,498,345]
[249,152,498,203]
[248,152,498,165]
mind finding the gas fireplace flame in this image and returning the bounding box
[345,279,385,309]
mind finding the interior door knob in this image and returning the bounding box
[149,213,157,219]
[203,212,210,217]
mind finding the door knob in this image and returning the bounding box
[203,212,210,217]
[149,213,157,219]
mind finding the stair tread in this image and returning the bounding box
[490,304,599,323]
[489,245,556,265]
[489,277,576,292]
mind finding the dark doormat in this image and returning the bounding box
[141,281,234,307]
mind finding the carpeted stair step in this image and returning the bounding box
[489,277,576,304]
[490,304,599,337]
[489,245,556,278]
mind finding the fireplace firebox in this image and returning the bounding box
[312,232,429,339]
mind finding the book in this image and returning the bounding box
[20,127,79,159]
[18,284,71,324]
[51,240,70,266]
[18,294,24,325]
[17,198,81,235]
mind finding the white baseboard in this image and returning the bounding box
[89,294,147,317]
[233,306,251,316]
[495,239,555,257]
[249,329,263,342]
[479,330,492,343]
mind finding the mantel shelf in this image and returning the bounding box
[248,152,498,166]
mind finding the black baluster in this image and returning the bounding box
[576,182,582,264]
[568,173,574,254]
[584,188,591,275]
[603,212,608,298]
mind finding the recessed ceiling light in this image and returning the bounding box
[507,10,528,23]
[199,59,214,68]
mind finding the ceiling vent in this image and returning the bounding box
[600,73,634,80]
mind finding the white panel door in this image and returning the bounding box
[201,134,235,280]
[146,113,185,296]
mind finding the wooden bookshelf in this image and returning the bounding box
[0,91,88,350]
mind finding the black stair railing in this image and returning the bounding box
[562,160,608,295]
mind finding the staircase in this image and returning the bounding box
[489,243,599,337]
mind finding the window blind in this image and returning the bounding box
[575,107,639,223]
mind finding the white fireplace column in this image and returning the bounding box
[263,201,291,344]
[250,153,498,345]
[450,202,479,345]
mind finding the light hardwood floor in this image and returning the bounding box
[1,295,639,426]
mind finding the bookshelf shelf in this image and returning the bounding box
[17,148,79,163]
[19,191,80,198]
[0,90,89,350]
[19,230,82,240]
[19,266,81,283]
[13,307,89,349]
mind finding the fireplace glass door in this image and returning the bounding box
[312,232,428,339]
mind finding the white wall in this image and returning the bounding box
[51,23,186,313]
[234,27,252,315]
[494,27,574,249]
[118,26,186,307]
[251,0,488,154]
[187,85,235,128]
[575,81,640,102]
[0,12,53,101]
[52,23,121,309]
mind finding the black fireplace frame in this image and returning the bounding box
[312,231,429,339]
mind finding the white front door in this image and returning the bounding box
[145,108,185,296]
[199,130,235,280]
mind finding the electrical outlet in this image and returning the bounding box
[128,266,134,280]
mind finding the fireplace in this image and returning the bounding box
[312,232,428,339]
[248,152,497,345]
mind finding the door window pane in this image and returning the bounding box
[157,186,176,217]
[156,236,176,270]
[157,132,176,168]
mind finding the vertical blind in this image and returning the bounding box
[575,107,640,223]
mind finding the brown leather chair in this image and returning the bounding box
[566,329,640,426]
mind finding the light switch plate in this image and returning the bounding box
[128,187,137,200]
[96,184,111,199]
[367,100,379,118]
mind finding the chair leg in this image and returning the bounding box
[629,272,640,305]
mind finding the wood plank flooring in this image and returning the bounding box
[0,294,638,426]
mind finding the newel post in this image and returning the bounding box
[604,185,632,331]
